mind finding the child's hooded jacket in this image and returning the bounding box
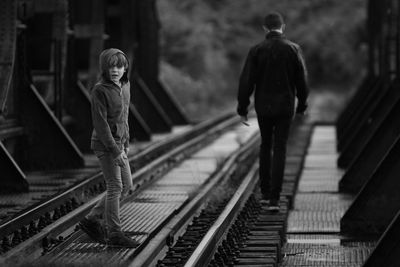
[90,48,130,158]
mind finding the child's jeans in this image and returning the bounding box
[88,150,133,234]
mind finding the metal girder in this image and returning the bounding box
[60,31,92,153]
[335,75,378,145]
[339,88,400,193]
[0,140,29,193]
[27,0,69,121]
[71,0,105,89]
[156,80,190,125]
[336,0,391,142]
[337,78,400,169]
[340,134,400,236]
[0,0,17,118]
[63,80,92,152]
[337,0,396,156]
[362,211,400,267]
[20,84,84,170]
[129,103,152,141]
[131,0,189,126]
[133,75,172,133]
[336,77,387,160]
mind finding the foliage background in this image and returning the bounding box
[157,0,367,122]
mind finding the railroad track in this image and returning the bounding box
[33,119,261,267]
[0,111,242,264]
[149,118,311,267]
[1,115,312,267]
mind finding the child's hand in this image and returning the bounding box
[114,153,125,166]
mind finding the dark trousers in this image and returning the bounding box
[257,115,292,201]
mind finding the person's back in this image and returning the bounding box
[238,25,308,118]
[237,12,309,211]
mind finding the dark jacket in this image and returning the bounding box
[90,49,130,158]
[237,31,309,117]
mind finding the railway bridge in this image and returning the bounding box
[0,0,399,266]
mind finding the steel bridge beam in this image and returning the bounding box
[337,78,400,169]
[339,87,400,193]
[20,84,84,170]
[335,75,378,145]
[130,0,189,126]
[0,0,17,119]
[362,211,400,267]
[341,131,400,236]
[0,141,29,193]
[336,0,392,160]
[129,103,152,141]
[336,0,383,149]
[336,77,387,165]
[63,80,93,152]
[132,75,173,133]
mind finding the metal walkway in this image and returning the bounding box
[282,126,375,267]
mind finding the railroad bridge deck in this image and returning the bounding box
[282,126,375,267]
[1,0,400,266]
[0,101,398,267]
[1,103,388,267]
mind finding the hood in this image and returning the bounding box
[99,48,129,84]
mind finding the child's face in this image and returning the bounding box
[108,66,125,84]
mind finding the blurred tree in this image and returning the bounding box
[157,0,366,121]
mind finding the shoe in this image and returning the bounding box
[107,231,139,248]
[267,199,279,212]
[79,217,106,243]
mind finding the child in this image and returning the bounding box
[79,48,138,248]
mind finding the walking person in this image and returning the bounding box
[79,48,138,247]
[237,12,309,211]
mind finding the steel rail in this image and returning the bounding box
[127,134,260,267]
[184,162,259,267]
